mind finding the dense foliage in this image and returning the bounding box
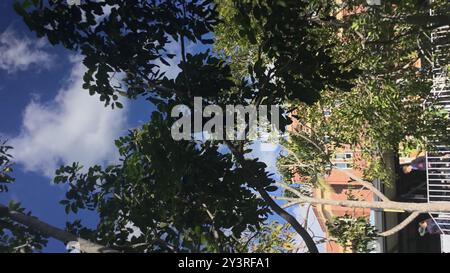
[0,143,48,253]
[277,0,450,250]
[327,214,378,253]
[2,0,447,252]
[54,114,269,252]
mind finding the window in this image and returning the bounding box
[335,153,345,160]
[345,153,353,159]
[336,163,352,169]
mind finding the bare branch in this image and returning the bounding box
[378,212,420,237]
[282,130,390,202]
[335,168,390,202]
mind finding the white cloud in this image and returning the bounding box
[0,29,54,73]
[10,59,128,177]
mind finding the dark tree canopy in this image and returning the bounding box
[54,113,270,252]
[13,0,356,108]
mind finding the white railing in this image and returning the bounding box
[426,4,450,235]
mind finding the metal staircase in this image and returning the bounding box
[426,3,450,235]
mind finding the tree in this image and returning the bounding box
[8,0,366,253]
[216,0,450,251]
[0,141,120,253]
[0,141,47,253]
[274,0,450,251]
[277,0,450,183]
[239,221,310,253]
[53,115,269,252]
[5,0,447,253]
[326,214,377,253]
[1,141,119,253]
[6,0,356,253]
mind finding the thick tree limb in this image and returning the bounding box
[0,203,119,253]
[276,182,450,213]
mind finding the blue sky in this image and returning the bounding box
[0,1,324,252]
[0,1,156,251]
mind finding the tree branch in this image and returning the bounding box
[283,131,390,202]
[378,212,420,237]
[335,168,390,202]
[224,140,319,253]
[256,187,319,253]
[276,182,450,213]
[0,203,119,253]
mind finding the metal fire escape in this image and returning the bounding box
[426,2,450,236]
